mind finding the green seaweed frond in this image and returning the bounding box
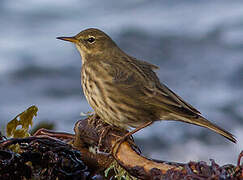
[105,161,137,180]
[6,105,38,138]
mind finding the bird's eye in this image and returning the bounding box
[87,37,95,43]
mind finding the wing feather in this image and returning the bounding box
[103,56,201,116]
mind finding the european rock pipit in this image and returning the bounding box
[57,28,236,144]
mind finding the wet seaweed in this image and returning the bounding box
[0,137,90,180]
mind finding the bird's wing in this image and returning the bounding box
[100,57,237,143]
[105,56,201,116]
[155,83,201,114]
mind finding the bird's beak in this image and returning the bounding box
[56,36,78,43]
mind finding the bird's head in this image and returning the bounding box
[57,28,118,60]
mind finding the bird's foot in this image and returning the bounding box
[111,135,126,156]
[111,121,153,156]
[98,125,112,151]
[111,132,139,156]
[88,113,99,126]
[97,125,128,153]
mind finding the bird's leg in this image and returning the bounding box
[112,121,153,156]
[88,113,99,126]
[97,124,126,151]
[98,125,112,151]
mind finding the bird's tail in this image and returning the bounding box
[167,114,236,143]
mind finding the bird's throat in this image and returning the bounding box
[75,44,86,65]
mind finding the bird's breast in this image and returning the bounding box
[81,63,120,125]
[80,62,157,129]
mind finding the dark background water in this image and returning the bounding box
[0,0,243,164]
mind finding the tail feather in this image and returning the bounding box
[168,114,236,143]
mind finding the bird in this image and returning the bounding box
[57,28,236,144]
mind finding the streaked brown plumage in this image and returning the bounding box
[57,28,236,143]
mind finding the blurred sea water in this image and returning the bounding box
[0,0,243,164]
